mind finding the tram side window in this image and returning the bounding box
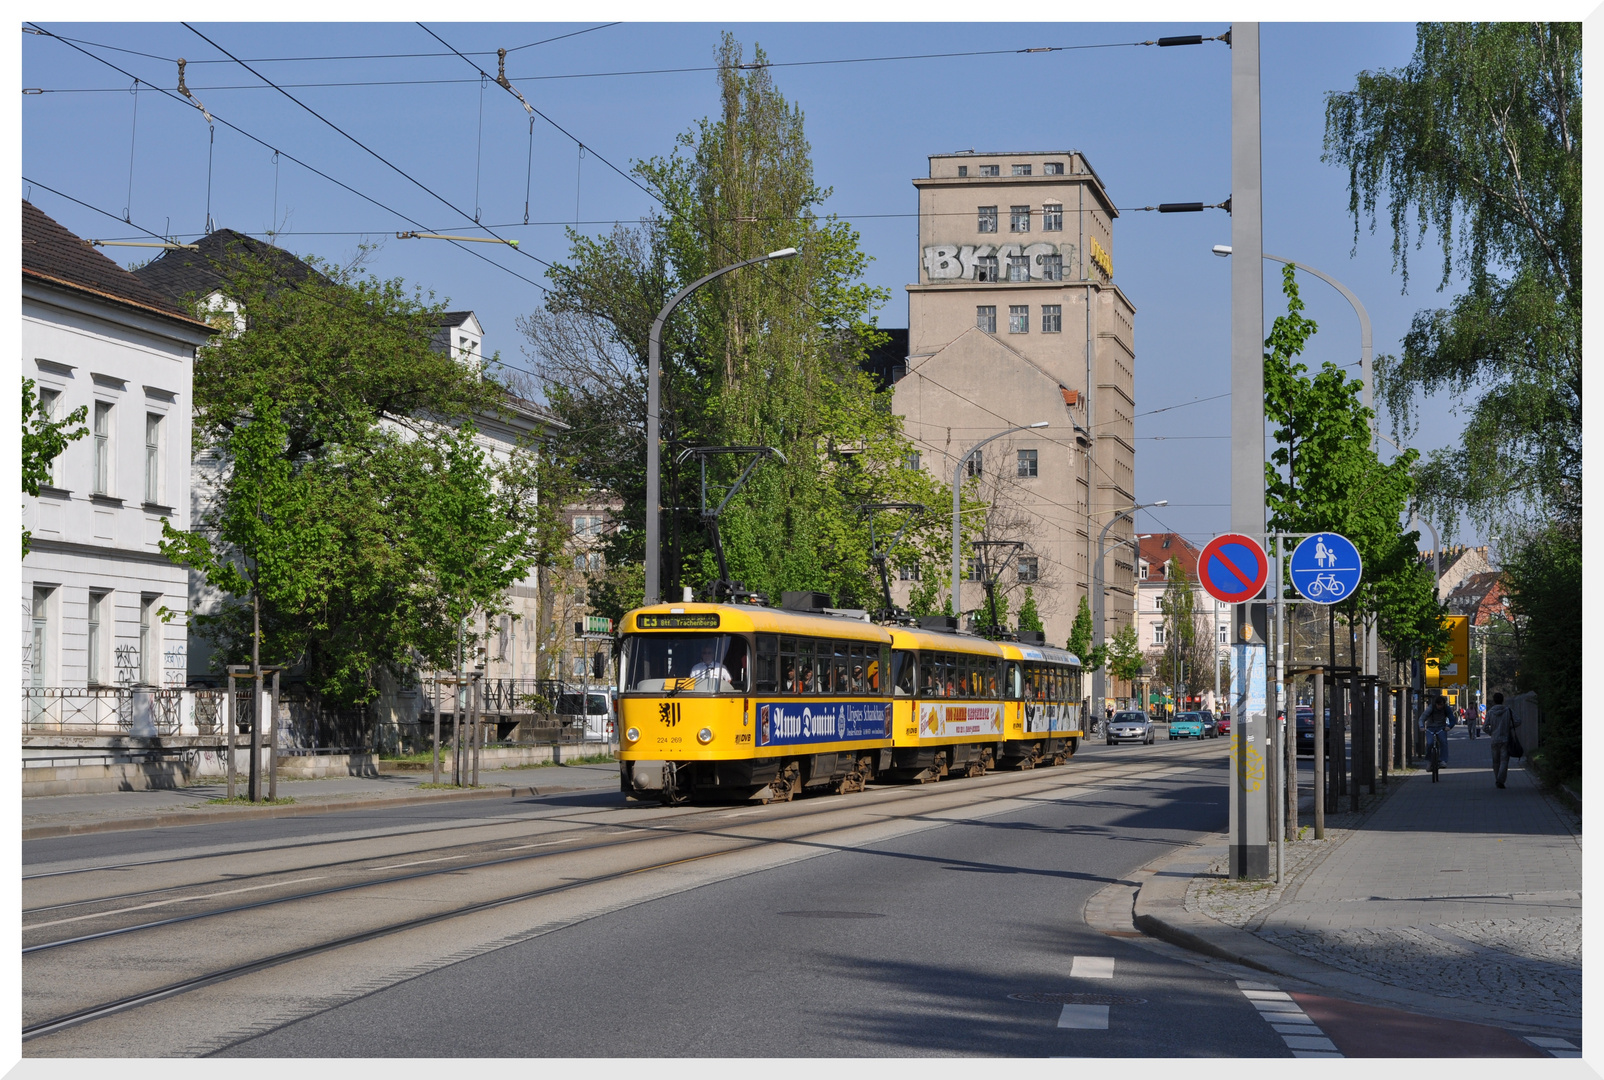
[848,643,867,693]
[876,644,891,695]
[755,634,778,692]
[893,650,916,697]
[1005,662,1022,700]
[832,640,850,694]
[986,658,1000,698]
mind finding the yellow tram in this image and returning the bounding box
[617,601,1083,803]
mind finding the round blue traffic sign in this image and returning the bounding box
[1199,533,1268,605]
[1289,532,1363,604]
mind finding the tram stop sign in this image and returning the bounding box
[1199,533,1269,605]
[1289,532,1363,604]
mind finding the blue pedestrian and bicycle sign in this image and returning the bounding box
[1289,532,1363,603]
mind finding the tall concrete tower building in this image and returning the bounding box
[891,150,1138,665]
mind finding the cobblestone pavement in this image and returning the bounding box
[1185,730,1580,1020]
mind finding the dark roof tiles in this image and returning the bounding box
[22,200,203,324]
[132,227,326,306]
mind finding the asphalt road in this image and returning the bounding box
[25,738,1295,1058]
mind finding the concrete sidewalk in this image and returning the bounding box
[21,760,623,840]
[1132,729,1582,1035]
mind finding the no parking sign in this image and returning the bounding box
[1198,533,1268,605]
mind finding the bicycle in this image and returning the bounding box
[1306,573,1348,600]
[1425,727,1444,782]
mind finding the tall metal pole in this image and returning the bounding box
[268,669,279,801]
[1229,21,1269,880]
[950,422,1050,621]
[644,249,797,606]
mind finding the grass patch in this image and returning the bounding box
[502,752,617,770]
[199,794,296,806]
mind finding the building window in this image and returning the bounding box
[966,556,985,581]
[31,587,51,688]
[1043,204,1064,231]
[977,206,998,233]
[966,451,983,478]
[976,306,997,333]
[1010,205,1031,232]
[1154,625,1166,646]
[979,164,999,177]
[1219,623,1229,645]
[1041,254,1063,281]
[144,413,162,504]
[575,552,602,572]
[573,515,604,537]
[139,595,158,686]
[1017,557,1039,583]
[899,564,921,581]
[87,590,107,685]
[1156,594,1166,610]
[1042,305,1062,333]
[1044,162,1065,175]
[957,165,968,177]
[38,389,61,486]
[1009,305,1029,334]
[905,452,921,470]
[1013,164,1032,176]
[975,255,999,282]
[1007,255,1030,282]
[92,401,112,496]
[1017,449,1038,477]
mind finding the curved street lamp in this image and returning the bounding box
[1090,500,1167,714]
[949,422,1050,622]
[643,248,798,605]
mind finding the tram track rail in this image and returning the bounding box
[24,744,1222,1044]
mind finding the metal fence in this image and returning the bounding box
[23,687,183,736]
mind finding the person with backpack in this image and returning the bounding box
[1422,695,1452,767]
[1483,692,1521,789]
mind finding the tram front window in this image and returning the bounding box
[624,634,748,693]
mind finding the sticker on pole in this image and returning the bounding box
[1289,532,1362,604]
[1199,533,1268,604]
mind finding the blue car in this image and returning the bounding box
[1169,711,1207,740]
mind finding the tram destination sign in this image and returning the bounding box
[636,613,720,630]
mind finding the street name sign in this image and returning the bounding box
[1199,533,1268,604]
[1288,532,1363,604]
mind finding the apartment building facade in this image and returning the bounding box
[891,151,1138,649]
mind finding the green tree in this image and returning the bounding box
[22,377,86,556]
[1065,595,1105,671]
[1016,588,1044,634]
[1106,621,1144,685]
[524,35,951,608]
[1325,22,1580,534]
[1261,266,1447,664]
[1503,524,1579,787]
[165,250,541,705]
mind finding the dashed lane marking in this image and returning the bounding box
[1057,1004,1110,1029]
[1071,955,1115,979]
[1237,979,1344,1058]
[1527,1036,1582,1058]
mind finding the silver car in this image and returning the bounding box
[1106,710,1155,746]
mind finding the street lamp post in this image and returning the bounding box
[643,248,798,606]
[1091,501,1167,717]
[949,422,1050,623]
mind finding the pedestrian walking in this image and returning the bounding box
[1483,692,1520,788]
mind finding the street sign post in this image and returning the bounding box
[1199,533,1269,606]
[1289,532,1363,604]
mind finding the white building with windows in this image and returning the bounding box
[22,200,215,693]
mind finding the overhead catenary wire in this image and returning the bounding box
[27,24,551,293]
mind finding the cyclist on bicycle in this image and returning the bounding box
[1422,694,1452,767]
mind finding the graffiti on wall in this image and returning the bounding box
[922,242,1077,283]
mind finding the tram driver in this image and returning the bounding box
[689,640,733,687]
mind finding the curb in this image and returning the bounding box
[1130,841,1582,1036]
[21,781,597,841]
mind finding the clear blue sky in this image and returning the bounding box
[21,20,1489,553]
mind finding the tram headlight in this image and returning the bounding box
[624,727,640,744]
[697,727,714,745]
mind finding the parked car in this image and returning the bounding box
[1216,713,1231,737]
[1198,710,1219,737]
[1107,710,1155,746]
[1169,711,1206,740]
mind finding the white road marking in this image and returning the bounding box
[1235,979,1343,1058]
[1070,956,1116,979]
[501,837,582,851]
[1057,1004,1110,1029]
[372,854,472,870]
[1527,1037,1581,1058]
[25,875,326,930]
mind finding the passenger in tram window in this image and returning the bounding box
[782,659,797,694]
[799,662,815,694]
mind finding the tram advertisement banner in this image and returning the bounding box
[757,701,892,748]
[918,703,1003,738]
[1024,702,1079,734]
